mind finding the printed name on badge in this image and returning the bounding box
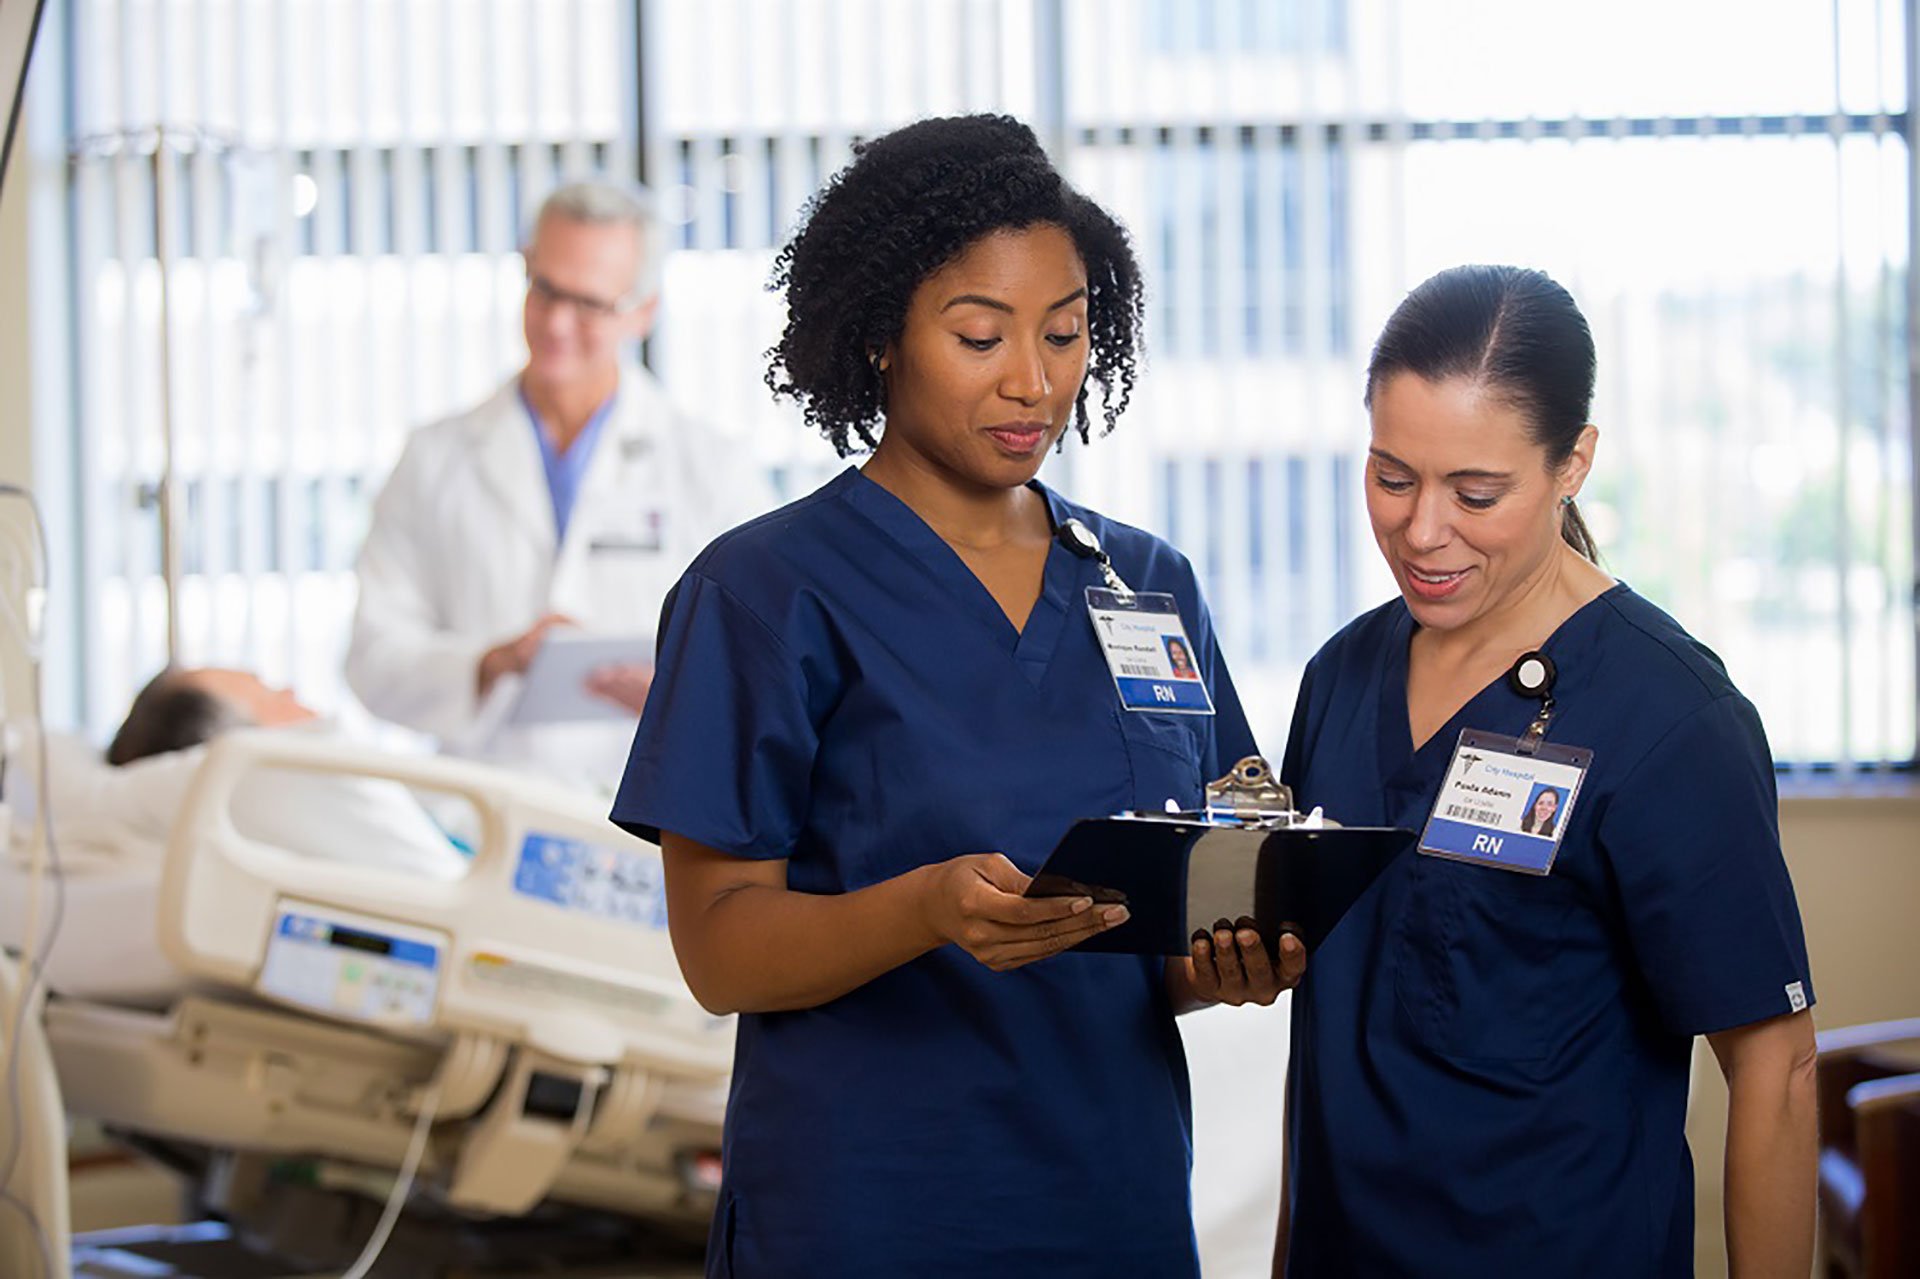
[1085,587,1215,716]
[1419,728,1592,875]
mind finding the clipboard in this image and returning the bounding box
[463,633,653,744]
[1022,756,1412,958]
[1025,817,1413,957]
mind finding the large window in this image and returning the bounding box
[646,0,1917,768]
[27,0,1917,768]
[38,0,635,735]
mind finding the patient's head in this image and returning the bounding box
[106,668,317,766]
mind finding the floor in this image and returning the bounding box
[64,1134,705,1279]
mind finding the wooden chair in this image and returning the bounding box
[1817,1018,1920,1279]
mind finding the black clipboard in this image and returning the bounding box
[1024,817,1414,958]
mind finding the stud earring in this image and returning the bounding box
[1560,495,1574,508]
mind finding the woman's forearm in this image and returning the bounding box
[1721,1031,1819,1278]
[675,867,943,1015]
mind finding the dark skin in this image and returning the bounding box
[662,225,1300,1015]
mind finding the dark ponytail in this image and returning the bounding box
[1364,265,1599,561]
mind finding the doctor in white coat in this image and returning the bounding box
[347,180,765,795]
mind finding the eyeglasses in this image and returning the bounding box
[524,269,644,321]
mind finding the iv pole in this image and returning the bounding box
[70,125,239,663]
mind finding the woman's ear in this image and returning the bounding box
[1561,424,1599,499]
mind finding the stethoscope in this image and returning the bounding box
[1506,649,1557,756]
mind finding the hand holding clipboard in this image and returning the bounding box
[1024,758,1414,960]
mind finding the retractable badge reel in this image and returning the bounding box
[1058,518,1214,716]
[1417,648,1593,876]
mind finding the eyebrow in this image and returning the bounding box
[939,286,1088,315]
[1368,447,1513,482]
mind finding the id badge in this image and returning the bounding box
[1418,728,1591,875]
[589,509,666,554]
[1085,587,1215,715]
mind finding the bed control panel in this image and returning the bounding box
[512,831,670,931]
[258,900,445,1028]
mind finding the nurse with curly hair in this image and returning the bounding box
[611,114,1295,1277]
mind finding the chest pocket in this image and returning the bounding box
[1391,853,1579,1063]
[584,505,667,554]
[1117,710,1206,812]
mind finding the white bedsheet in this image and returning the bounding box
[1,723,470,1001]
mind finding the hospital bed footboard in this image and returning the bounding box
[47,730,732,1231]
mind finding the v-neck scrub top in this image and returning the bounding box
[1277,585,1813,1278]
[611,468,1257,1279]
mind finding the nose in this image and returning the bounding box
[1404,486,1453,552]
[999,338,1050,406]
[528,292,575,339]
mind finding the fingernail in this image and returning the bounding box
[1070,897,1092,914]
[1102,906,1130,926]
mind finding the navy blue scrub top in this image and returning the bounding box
[1278,584,1813,1278]
[611,468,1256,1279]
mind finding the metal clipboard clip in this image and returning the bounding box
[1121,755,1333,830]
[1204,756,1296,824]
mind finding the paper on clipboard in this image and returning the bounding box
[465,632,653,737]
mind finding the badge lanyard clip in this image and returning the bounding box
[1516,697,1554,756]
[1057,518,1135,602]
[1507,650,1557,757]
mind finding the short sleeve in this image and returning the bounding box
[609,571,818,858]
[1597,694,1814,1035]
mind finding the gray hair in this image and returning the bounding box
[528,179,667,302]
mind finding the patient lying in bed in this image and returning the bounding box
[1,667,470,1003]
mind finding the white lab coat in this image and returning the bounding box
[346,365,767,795]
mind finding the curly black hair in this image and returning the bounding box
[766,114,1145,457]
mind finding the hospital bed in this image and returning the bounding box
[4,728,732,1276]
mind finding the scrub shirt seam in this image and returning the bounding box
[686,475,850,578]
[1597,692,1749,831]
[1595,591,1725,699]
[675,568,802,668]
[1593,692,1757,902]
[1598,691,1800,1036]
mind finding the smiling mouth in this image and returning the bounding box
[1404,563,1472,599]
[985,424,1048,454]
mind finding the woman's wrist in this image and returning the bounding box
[904,862,952,953]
